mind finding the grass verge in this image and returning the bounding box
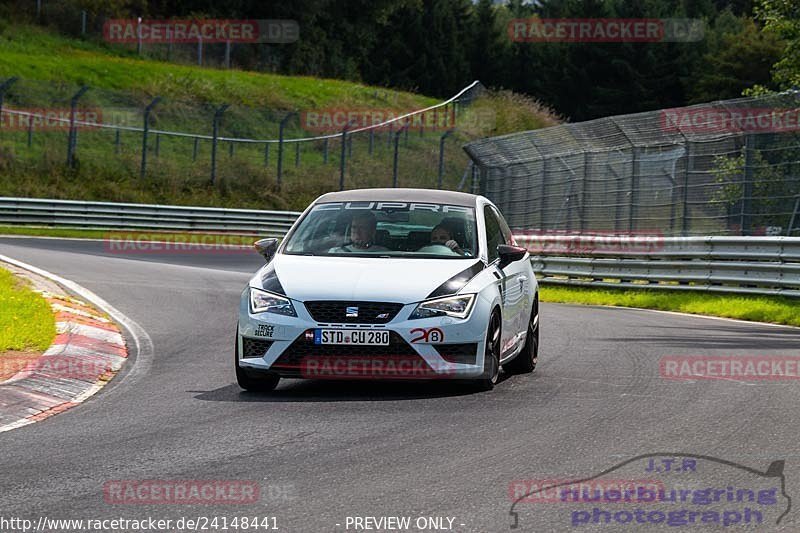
[539,285,800,327]
[0,267,56,353]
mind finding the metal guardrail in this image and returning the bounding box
[0,197,301,236]
[518,235,800,297]
[1,197,799,298]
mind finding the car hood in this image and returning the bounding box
[268,254,481,303]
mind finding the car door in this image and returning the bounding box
[483,205,517,358]
[492,206,530,354]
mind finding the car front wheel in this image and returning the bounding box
[471,310,501,391]
[503,299,539,375]
[235,334,280,392]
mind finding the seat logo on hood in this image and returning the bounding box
[346,306,359,318]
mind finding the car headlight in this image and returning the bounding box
[409,294,475,320]
[249,287,296,316]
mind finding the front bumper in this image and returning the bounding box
[237,292,489,380]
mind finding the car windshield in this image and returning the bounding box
[283,201,478,258]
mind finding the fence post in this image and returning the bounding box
[114,128,120,154]
[140,96,160,178]
[0,77,19,130]
[137,17,142,55]
[580,152,588,232]
[27,120,33,147]
[197,34,203,66]
[339,125,350,191]
[628,148,639,232]
[81,10,87,35]
[540,159,548,230]
[66,85,89,168]
[368,129,374,154]
[229,141,234,157]
[295,141,300,167]
[438,129,454,189]
[154,134,160,158]
[225,40,231,69]
[263,143,270,167]
[741,134,755,235]
[192,138,199,161]
[323,138,329,164]
[210,104,229,185]
[392,125,407,187]
[679,135,691,236]
[277,112,295,190]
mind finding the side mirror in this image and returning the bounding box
[497,244,527,269]
[254,238,279,263]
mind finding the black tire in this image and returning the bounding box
[235,334,280,392]
[503,296,539,375]
[471,310,501,391]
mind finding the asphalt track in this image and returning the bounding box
[2,236,800,532]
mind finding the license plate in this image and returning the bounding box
[314,329,390,346]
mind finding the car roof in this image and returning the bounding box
[315,188,481,208]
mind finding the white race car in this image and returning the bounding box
[236,188,538,391]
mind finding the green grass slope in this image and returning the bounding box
[0,22,559,211]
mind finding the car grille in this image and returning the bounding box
[242,337,274,359]
[271,330,420,369]
[433,343,478,365]
[303,301,404,324]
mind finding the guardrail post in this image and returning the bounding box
[67,85,89,169]
[210,104,229,185]
[277,112,295,190]
[438,129,454,189]
[140,96,160,178]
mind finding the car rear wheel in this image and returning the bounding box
[472,311,501,391]
[504,297,539,375]
[235,334,280,392]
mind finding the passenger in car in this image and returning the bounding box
[423,223,466,255]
